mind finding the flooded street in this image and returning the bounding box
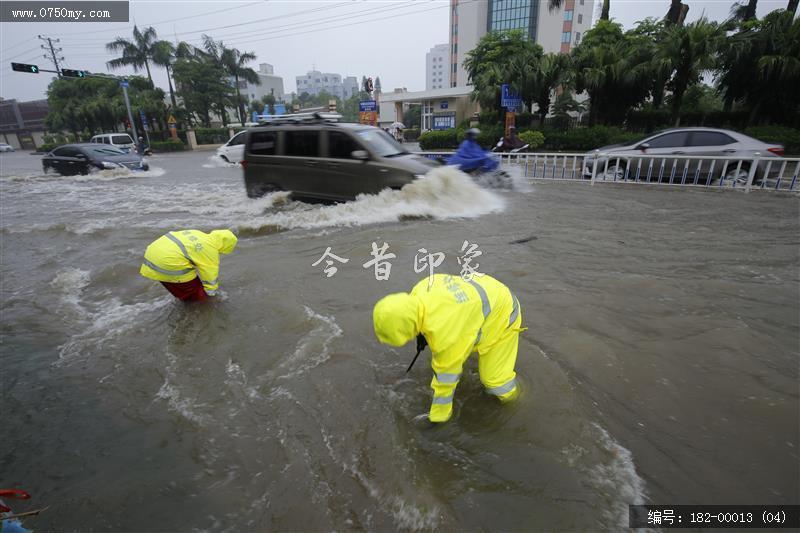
[1,149,798,531]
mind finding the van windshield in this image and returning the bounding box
[112,135,133,145]
[356,130,407,157]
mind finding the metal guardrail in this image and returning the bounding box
[415,151,800,193]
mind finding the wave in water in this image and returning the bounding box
[589,423,649,529]
[3,166,166,182]
[242,167,506,232]
[276,306,343,379]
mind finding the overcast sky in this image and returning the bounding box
[0,0,792,102]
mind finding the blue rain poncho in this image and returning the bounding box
[447,140,499,172]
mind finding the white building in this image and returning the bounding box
[295,70,360,100]
[426,44,450,90]
[449,0,594,87]
[240,63,285,103]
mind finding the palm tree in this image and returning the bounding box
[665,1,689,25]
[789,0,798,15]
[200,35,231,126]
[531,53,572,123]
[221,46,260,125]
[106,25,159,85]
[654,19,723,125]
[152,40,177,111]
[730,0,758,22]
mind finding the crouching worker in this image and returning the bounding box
[140,229,238,302]
[372,273,524,423]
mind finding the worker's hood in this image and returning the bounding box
[209,229,238,254]
[372,292,422,347]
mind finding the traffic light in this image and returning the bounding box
[11,63,39,73]
[62,69,88,78]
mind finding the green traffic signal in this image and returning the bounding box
[62,69,88,78]
[11,62,39,73]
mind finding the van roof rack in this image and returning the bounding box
[257,112,342,125]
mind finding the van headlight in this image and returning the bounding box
[414,174,427,180]
[102,161,120,169]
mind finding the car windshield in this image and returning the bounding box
[356,129,407,157]
[112,135,133,145]
[85,146,126,156]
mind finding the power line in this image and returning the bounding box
[206,2,448,48]
[175,1,418,44]
[47,1,264,37]
[63,1,354,43]
[2,46,42,62]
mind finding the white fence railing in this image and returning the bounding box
[416,151,800,193]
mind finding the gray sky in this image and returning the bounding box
[0,0,792,102]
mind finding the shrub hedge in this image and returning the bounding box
[518,130,545,149]
[743,126,800,155]
[150,140,185,152]
[194,127,229,145]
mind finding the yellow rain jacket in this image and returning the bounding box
[139,229,238,296]
[373,273,523,423]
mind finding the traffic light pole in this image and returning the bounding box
[120,84,139,146]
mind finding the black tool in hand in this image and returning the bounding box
[406,334,428,373]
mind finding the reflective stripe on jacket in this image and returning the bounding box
[409,274,518,422]
[140,229,235,294]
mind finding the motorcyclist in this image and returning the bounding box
[447,128,499,173]
[497,126,525,152]
[137,136,149,155]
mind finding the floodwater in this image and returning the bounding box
[1,150,798,531]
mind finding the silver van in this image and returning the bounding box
[89,133,136,153]
[243,114,438,201]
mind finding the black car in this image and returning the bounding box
[43,143,149,176]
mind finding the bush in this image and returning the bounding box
[518,130,545,149]
[418,130,458,150]
[743,126,800,156]
[150,140,185,152]
[37,142,59,153]
[539,126,642,152]
[194,127,229,145]
[403,128,420,141]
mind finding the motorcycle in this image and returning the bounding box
[492,138,530,153]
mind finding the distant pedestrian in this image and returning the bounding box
[140,229,238,302]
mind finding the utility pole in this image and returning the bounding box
[38,35,63,77]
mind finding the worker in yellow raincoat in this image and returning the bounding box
[140,229,238,302]
[373,273,524,423]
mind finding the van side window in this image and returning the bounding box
[250,131,276,155]
[328,131,361,159]
[284,131,319,157]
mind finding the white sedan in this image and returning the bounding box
[216,131,246,164]
[0,143,15,152]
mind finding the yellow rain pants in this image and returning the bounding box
[373,273,524,423]
[139,229,238,295]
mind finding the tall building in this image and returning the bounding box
[426,44,449,90]
[449,0,594,87]
[240,63,285,103]
[295,70,360,100]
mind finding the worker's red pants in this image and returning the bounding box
[160,278,207,302]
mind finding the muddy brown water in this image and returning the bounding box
[1,150,797,531]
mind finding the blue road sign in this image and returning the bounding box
[440,101,448,109]
[359,100,377,112]
[119,80,129,88]
[139,110,149,131]
[501,84,522,109]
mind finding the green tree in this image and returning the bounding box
[152,40,178,111]
[730,0,758,22]
[403,104,421,129]
[464,30,538,120]
[654,18,723,125]
[529,53,572,123]
[221,45,260,124]
[172,45,233,127]
[262,93,276,115]
[106,26,161,85]
[717,10,800,124]
[45,75,164,136]
[571,20,651,125]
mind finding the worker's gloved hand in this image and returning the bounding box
[416,334,427,352]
